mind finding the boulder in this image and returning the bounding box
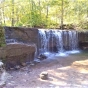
[38,54,47,60]
[0,43,36,69]
[40,71,48,80]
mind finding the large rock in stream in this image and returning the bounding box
[0,43,36,69]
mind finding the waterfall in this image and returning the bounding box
[38,29,47,53]
[38,29,79,55]
[4,27,79,57]
[68,30,78,50]
[54,30,64,52]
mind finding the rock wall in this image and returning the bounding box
[0,27,39,69]
[4,26,38,44]
[0,43,36,69]
[78,31,88,42]
[4,26,39,54]
[78,31,88,49]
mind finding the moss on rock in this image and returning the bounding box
[0,26,6,47]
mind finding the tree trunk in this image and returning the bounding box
[46,6,48,21]
[61,0,64,30]
[39,0,41,16]
[12,0,14,26]
[2,4,5,25]
[0,9,2,25]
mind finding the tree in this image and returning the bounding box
[61,0,64,29]
[0,0,88,30]
[11,0,14,26]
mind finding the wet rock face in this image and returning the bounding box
[4,26,39,55]
[38,54,47,60]
[79,41,88,50]
[78,31,88,43]
[78,31,88,50]
[0,43,36,70]
[4,27,38,44]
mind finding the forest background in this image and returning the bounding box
[0,0,88,29]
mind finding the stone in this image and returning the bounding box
[0,62,3,66]
[0,43,36,70]
[15,65,20,70]
[10,68,14,70]
[40,72,48,80]
[33,59,41,64]
[29,62,35,66]
[21,62,27,66]
[0,61,6,87]
[0,61,4,72]
[79,41,88,50]
[4,26,39,55]
[38,54,47,60]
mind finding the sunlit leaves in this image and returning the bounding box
[0,0,88,29]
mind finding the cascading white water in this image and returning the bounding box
[38,29,79,55]
[47,30,51,52]
[54,30,64,52]
[68,30,78,50]
[38,29,47,53]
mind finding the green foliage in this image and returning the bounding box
[78,20,88,29]
[0,26,5,47]
[0,0,88,30]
